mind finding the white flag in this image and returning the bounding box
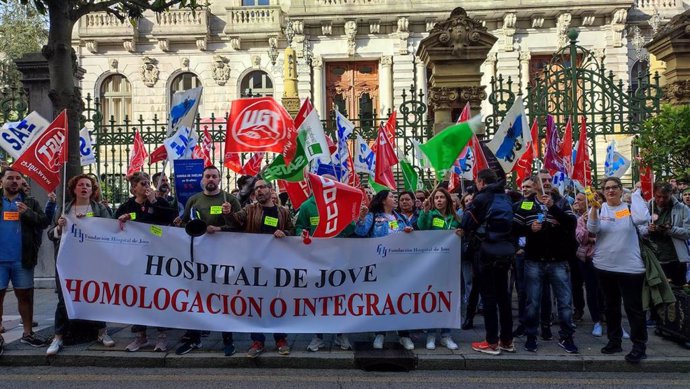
[163,126,196,161]
[299,107,330,163]
[487,96,531,173]
[354,135,375,176]
[79,127,96,166]
[168,86,202,138]
[604,140,631,178]
[0,111,50,159]
[334,111,355,182]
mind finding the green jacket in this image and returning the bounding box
[0,189,49,269]
[417,209,461,231]
[641,239,676,312]
[295,196,354,237]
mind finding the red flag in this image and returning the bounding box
[640,163,654,201]
[283,98,313,166]
[197,128,213,167]
[514,143,534,188]
[457,102,471,123]
[127,130,148,176]
[13,110,67,193]
[373,123,398,190]
[560,118,574,176]
[530,118,539,158]
[371,112,397,153]
[281,178,311,210]
[240,152,265,176]
[470,135,489,177]
[294,98,313,129]
[224,97,296,163]
[572,116,592,186]
[148,145,167,165]
[308,173,364,238]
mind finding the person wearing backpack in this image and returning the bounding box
[513,173,579,354]
[460,169,515,355]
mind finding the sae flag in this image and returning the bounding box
[604,140,631,178]
[487,96,531,173]
[354,135,375,176]
[79,127,96,166]
[0,111,50,159]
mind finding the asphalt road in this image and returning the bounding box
[0,367,688,389]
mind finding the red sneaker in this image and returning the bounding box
[471,340,501,355]
[276,338,290,355]
[247,341,264,358]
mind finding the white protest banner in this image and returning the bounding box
[79,127,96,166]
[57,217,461,333]
[0,111,50,159]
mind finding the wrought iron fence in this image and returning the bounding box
[484,29,663,186]
[82,85,434,205]
[0,61,29,162]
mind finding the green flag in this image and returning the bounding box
[263,131,308,182]
[418,116,481,179]
[368,176,389,193]
[400,159,419,192]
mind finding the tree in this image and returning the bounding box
[2,0,200,182]
[637,104,690,180]
[0,0,47,60]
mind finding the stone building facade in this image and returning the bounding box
[73,0,686,122]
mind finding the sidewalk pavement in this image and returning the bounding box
[1,289,689,371]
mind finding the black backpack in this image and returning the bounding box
[478,192,515,260]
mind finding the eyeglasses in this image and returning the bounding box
[603,185,620,191]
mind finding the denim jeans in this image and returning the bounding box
[524,260,574,340]
[461,258,473,308]
[514,254,552,327]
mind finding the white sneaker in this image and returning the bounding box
[153,333,167,352]
[426,334,436,350]
[334,334,352,350]
[307,335,326,352]
[400,336,414,350]
[373,334,384,349]
[440,336,459,350]
[125,335,150,352]
[622,327,630,339]
[592,322,603,337]
[98,332,115,347]
[46,338,63,356]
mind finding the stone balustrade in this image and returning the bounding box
[313,0,385,5]
[224,6,283,35]
[151,8,209,37]
[635,0,683,10]
[78,12,137,41]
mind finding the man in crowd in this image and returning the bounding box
[232,178,294,358]
[513,171,578,354]
[152,172,179,221]
[174,165,242,356]
[0,168,50,355]
[461,168,515,355]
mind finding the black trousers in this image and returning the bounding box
[477,258,513,344]
[596,269,647,350]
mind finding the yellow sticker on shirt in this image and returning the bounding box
[3,211,19,221]
[150,225,163,237]
[210,206,222,215]
[432,217,445,228]
[85,212,94,217]
[521,201,534,210]
[310,216,319,226]
[264,216,279,227]
[615,208,631,219]
[129,212,137,220]
[389,221,399,230]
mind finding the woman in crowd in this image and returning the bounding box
[116,172,176,352]
[416,188,461,350]
[396,191,419,229]
[682,188,690,207]
[587,177,649,363]
[355,190,413,349]
[46,174,116,356]
[573,192,603,337]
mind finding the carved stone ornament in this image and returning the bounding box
[321,21,332,36]
[158,39,170,52]
[429,7,494,56]
[109,58,118,71]
[251,55,261,68]
[502,13,517,51]
[557,13,572,47]
[428,87,458,111]
[180,57,189,71]
[531,15,544,29]
[426,18,437,32]
[651,8,690,41]
[140,56,159,87]
[312,55,323,68]
[380,56,393,66]
[86,40,98,54]
[458,86,487,108]
[345,20,357,56]
[581,14,595,27]
[369,19,380,34]
[608,9,627,48]
[123,40,136,53]
[196,38,207,51]
[230,37,241,50]
[663,80,690,105]
[212,55,231,86]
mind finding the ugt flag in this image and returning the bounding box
[487,96,531,173]
[13,110,67,193]
[224,97,296,157]
[0,111,50,159]
[308,173,363,238]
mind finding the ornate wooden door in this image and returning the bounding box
[325,61,379,126]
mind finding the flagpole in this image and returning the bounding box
[219,151,227,203]
[61,163,67,215]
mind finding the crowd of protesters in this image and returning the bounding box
[0,164,688,364]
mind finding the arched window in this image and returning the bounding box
[240,70,273,97]
[100,74,132,122]
[169,72,202,104]
[630,60,649,95]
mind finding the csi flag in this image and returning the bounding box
[163,126,195,161]
[79,127,96,166]
[604,140,631,178]
[308,173,363,238]
[0,111,50,159]
[487,96,531,173]
[13,110,67,193]
[168,87,202,137]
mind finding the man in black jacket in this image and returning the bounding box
[513,172,578,354]
[460,169,514,355]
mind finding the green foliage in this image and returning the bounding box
[0,0,47,60]
[637,104,690,179]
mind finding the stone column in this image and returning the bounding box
[312,56,325,116]
[645,9,690,105]
[519,50,531,96]
[428,87,457,126]
[380,56,393,115]
[415,56,427,99]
